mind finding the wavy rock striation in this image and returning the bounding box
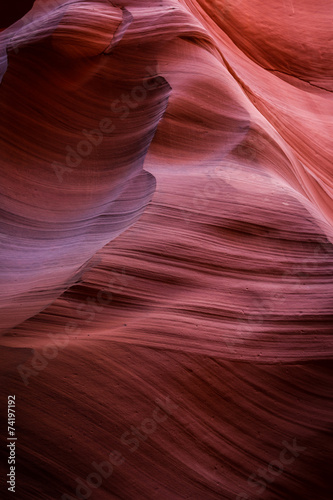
[0,1,332,499]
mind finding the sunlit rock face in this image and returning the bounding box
[0,1,332,499]
[0,0,173,332]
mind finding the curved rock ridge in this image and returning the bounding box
[0,0,173,332]
[0,1,332,500]
[196,0,333,91]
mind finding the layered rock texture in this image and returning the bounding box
[0,1,332,499]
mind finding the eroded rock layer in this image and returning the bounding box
[0,1,332,499]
